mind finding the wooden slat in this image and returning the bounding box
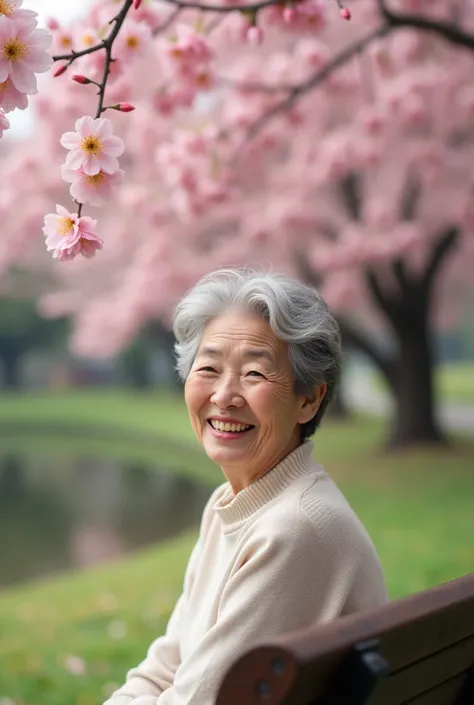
[368,635,474,705]
[401,672,467,705]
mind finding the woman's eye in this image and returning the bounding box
[246,370,263,377]
[199,366,217,373]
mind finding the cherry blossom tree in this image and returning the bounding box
[2,0,474,447]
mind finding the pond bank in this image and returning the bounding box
[0,390,473,705]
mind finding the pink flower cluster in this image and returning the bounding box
[42,116,124,260]
[0,0,52,135]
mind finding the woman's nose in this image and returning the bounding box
[210,377,244,408]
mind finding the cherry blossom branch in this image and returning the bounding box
[52,0,134,69]
[377,0,474,51]
[94,1,136,119]
[152,7,182,36]
[159,0,280,13]
[219,76,292,94]
[338,317,397,390]
[423,227,459,294]
[247,23,390,138]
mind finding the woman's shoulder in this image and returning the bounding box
[255,468,375,551]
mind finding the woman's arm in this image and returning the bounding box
[129,514,367,705]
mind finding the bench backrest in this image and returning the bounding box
[217,572,474,705]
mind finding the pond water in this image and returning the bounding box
[0,451,212,588]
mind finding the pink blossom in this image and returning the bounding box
[246,26,264,46]
[0,17,52,94]
[0,108,10,137]
[74,26,99,52]
[42,204,103,261]
[0,0,37,23]
[115,20,152,60]
[61,165,124,207]
[0,75,28,111]
[60,116,124,176]
[51,29,74,54]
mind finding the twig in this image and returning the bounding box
[159,0,280,14]
[152,7,182,36]
[95,0,134,118]
[377,0,474,51]
[219,76,293,93]
[247,24,390,138]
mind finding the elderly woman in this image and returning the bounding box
[105,268,387,705]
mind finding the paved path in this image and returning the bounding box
[345,367,474,435]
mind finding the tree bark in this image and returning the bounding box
[387,314,445,447]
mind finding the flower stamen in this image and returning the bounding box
[57,216,75,235]
[85,172,106,185]
[0,1,15,17]
[81,135,102,155]
[3,38,29,62]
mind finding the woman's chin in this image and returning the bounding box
[203,436,254,466]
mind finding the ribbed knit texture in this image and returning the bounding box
[104,441,387,705]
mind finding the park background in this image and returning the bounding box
[0,1,474,704]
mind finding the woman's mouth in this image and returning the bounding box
[207,419,255,434]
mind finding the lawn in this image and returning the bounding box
[0,390,473,705]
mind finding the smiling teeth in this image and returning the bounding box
[210,420,252,432]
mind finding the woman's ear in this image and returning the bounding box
[298,383,327,424]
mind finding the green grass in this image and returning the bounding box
[370,360,474,406]
[0,390,473,705]
[437,361,474,406]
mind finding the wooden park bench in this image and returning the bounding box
[217,572,474,705]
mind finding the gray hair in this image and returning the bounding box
[173,268,341,438]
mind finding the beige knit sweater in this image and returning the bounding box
[104,440,387,705]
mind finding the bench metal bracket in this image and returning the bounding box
[315,638,389,705]
[455,663,474,705]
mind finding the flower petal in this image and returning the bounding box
[60,131,82,149]
[82,153,100,175]
[65,149,85,170]
[9,62,37,93]
[27,27,52,50]
[75,115,94,137]
[22,49,53,73]
[102,135,124,157]
[56,204,72,218]
[99,153,119,174]
[94,118,113,140]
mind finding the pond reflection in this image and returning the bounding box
[0,452,212,588]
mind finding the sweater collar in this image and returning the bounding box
[213,440,316,528]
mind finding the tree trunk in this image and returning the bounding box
[0,353,21,390]
[388,316,445,447]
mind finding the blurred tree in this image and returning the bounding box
[0,297,68,389]
[2,0,474,448]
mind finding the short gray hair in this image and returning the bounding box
[173,268,341,437]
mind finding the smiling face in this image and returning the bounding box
[184,309,325,493]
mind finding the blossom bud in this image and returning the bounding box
[72,75,91,85]
[53,64,68,78]
[340,7,351,20]
[46,17,60,31]
[246,26,264,46]
[111,102,136,112]
[133,0,142,8]
[283,6,296,22]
